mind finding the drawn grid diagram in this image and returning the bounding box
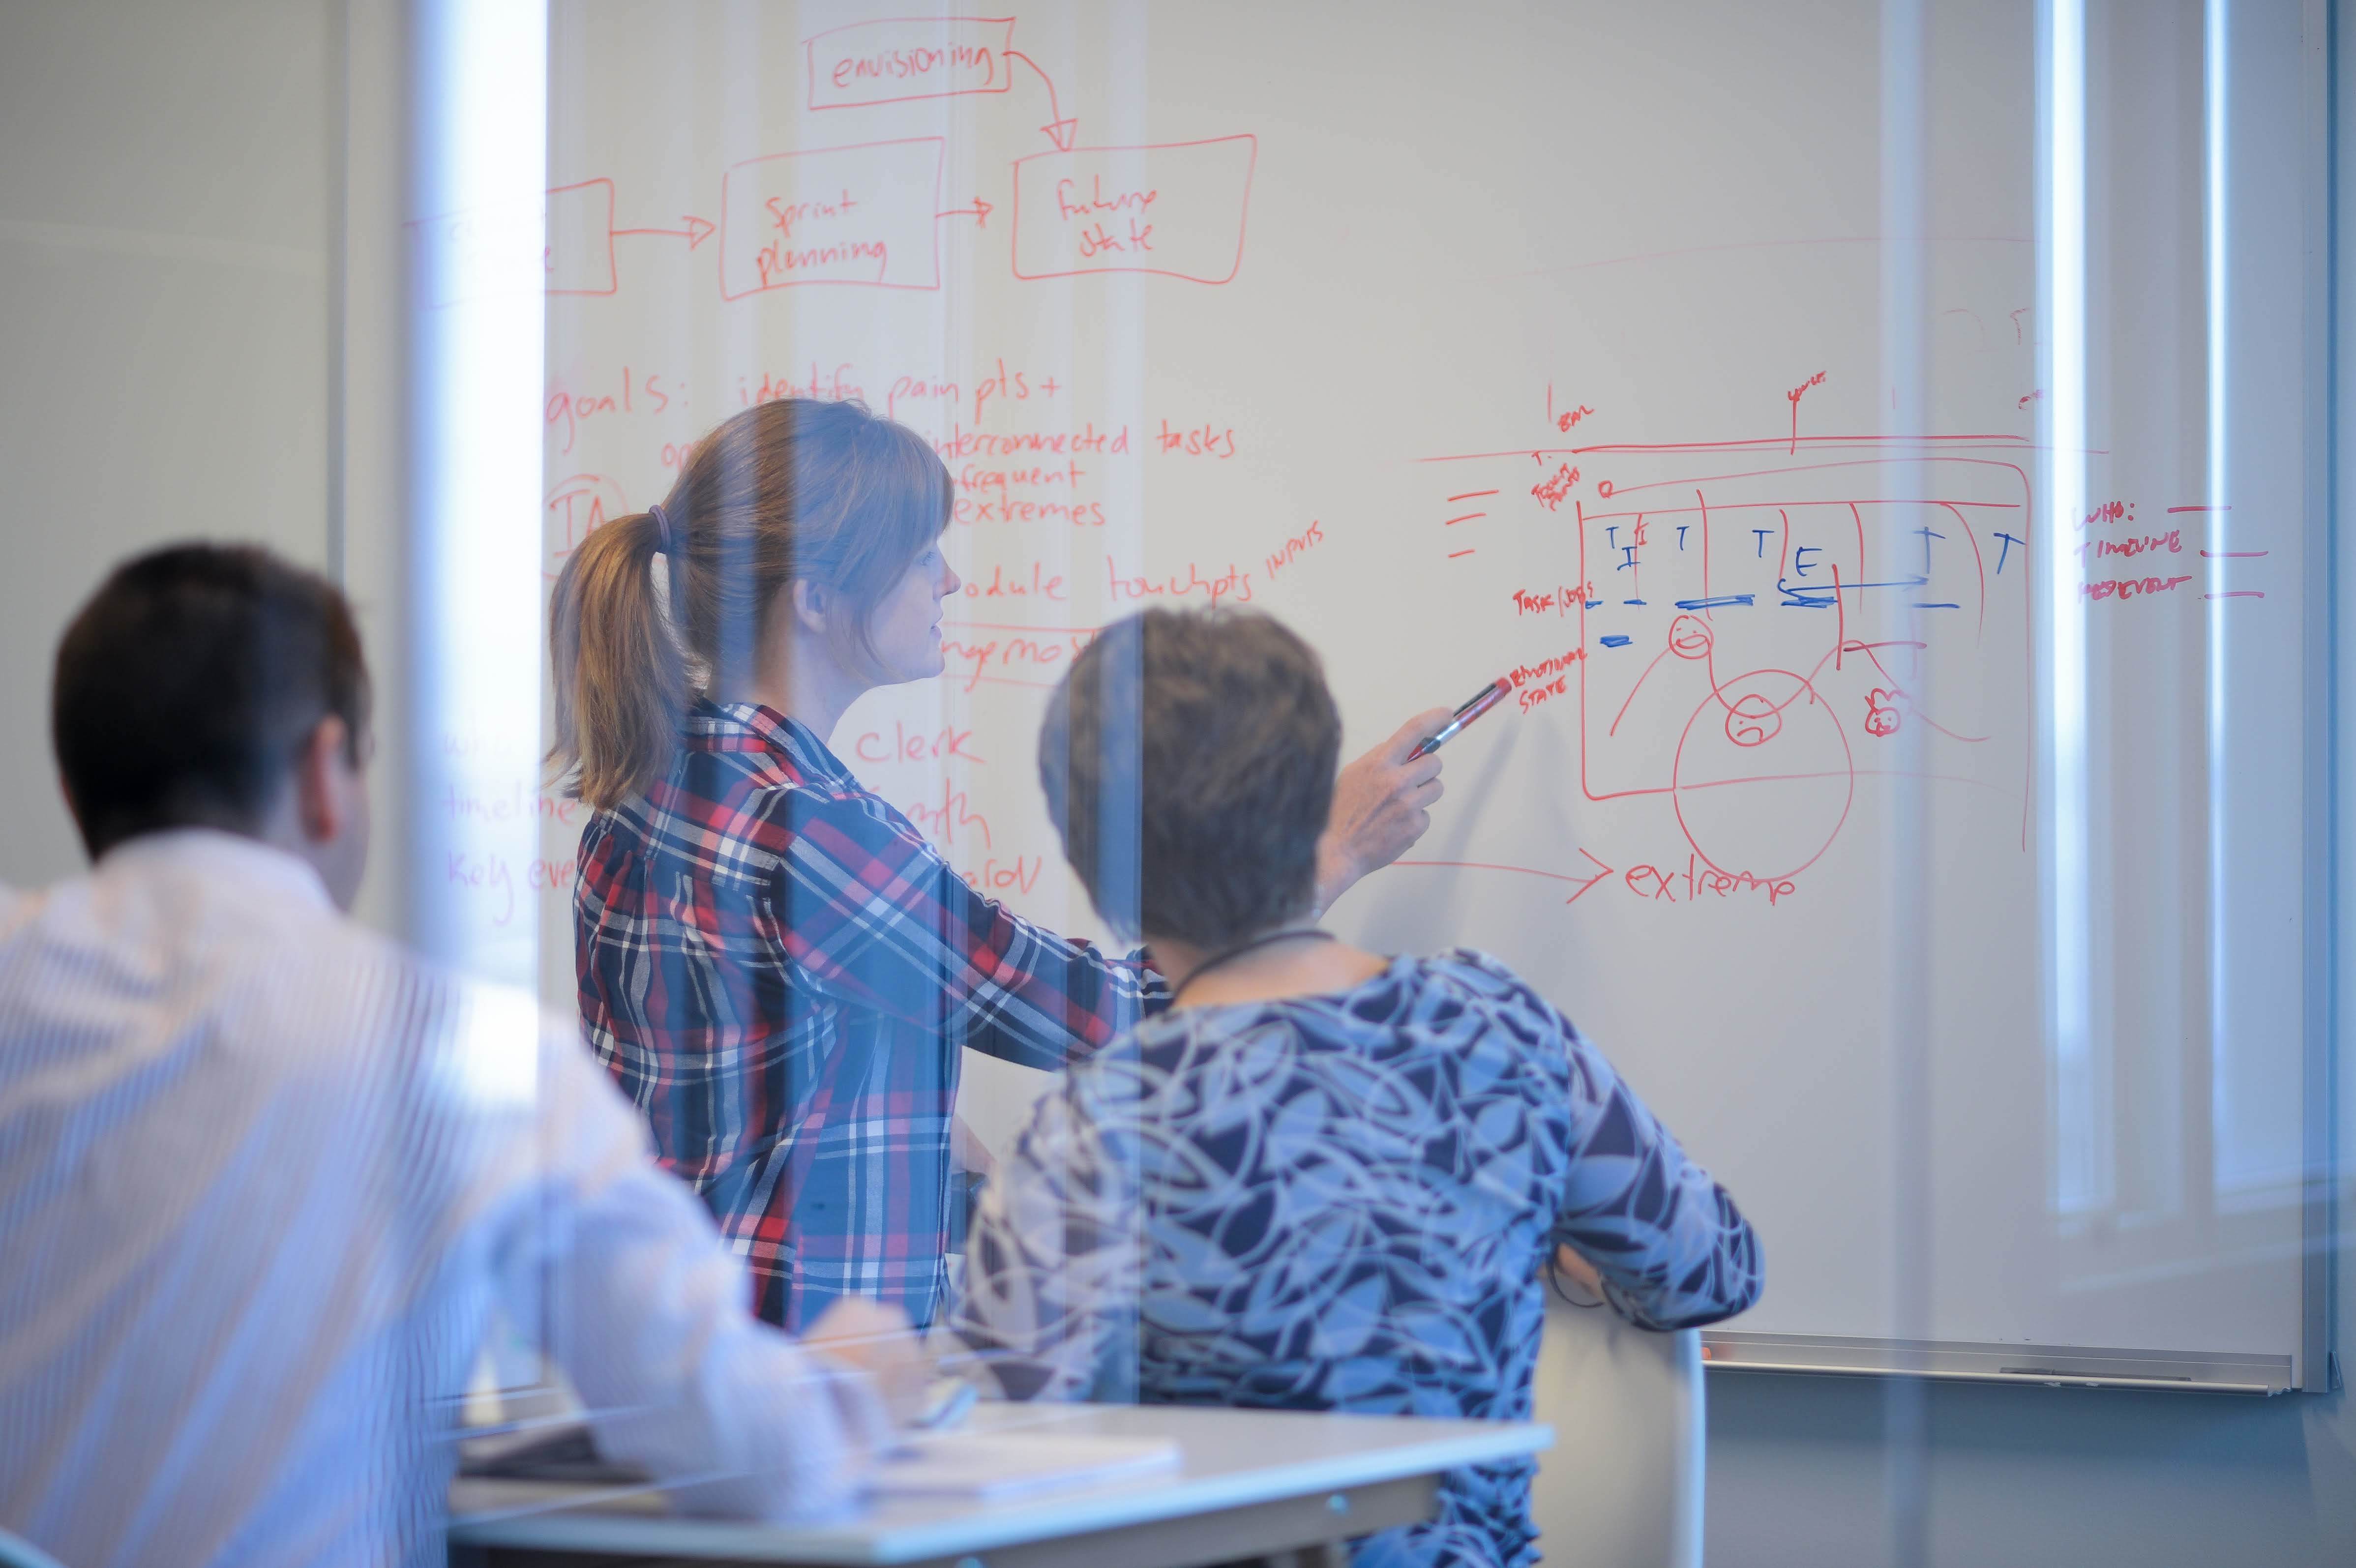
[1420,435,2040,900]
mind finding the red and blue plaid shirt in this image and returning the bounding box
[574,701,1162,1331]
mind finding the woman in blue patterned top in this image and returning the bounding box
[954,607,1762,1568]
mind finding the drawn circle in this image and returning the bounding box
[1723,691,1781,748]
[1667,615,1713,661]
[1672,668,1855,885]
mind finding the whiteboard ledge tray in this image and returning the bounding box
[1699,1332,2293,1394]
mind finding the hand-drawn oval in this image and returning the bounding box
[1671,667,1854,885]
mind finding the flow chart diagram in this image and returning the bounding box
[420,15,1258,304]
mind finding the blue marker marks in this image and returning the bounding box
[1584,600,1604,609]
[1913,525,1945,576]
[1623,598,1646,606]
[1674,594,1756,611]
[1599,634,1633,649]
[1911,602,1961,610]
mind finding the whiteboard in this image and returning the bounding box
[520,0,2326,1383]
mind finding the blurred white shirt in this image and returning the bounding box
[0,830,879,1568]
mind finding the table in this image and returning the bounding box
[449,1402,1552,1568]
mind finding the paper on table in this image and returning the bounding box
[869,1431,1181,1500]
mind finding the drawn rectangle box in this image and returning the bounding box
[545,178,618,296]
[805,15,1016,110]
[408,199,544,310]
[719,139,946,299]
[1012,137,1256,285]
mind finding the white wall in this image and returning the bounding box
[0,0,335,886]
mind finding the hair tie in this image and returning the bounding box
[647,501,678,557]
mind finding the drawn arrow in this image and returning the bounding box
[935,198,994,228]
[1563,848,1615,904]
[1002,48,1077,151]
[613,215,716,249]
[1392,849,1617,906]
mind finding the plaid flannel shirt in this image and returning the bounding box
[575,701,1163,1331]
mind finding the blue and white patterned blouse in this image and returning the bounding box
[954,949,1762,1568]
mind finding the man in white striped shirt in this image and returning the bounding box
[0,544,913,1567]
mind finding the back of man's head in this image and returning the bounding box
[52,543,371,859]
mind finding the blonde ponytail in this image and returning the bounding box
[548,509,687,809]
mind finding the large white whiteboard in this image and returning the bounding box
[516,0,2325,1381]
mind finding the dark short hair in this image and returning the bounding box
[52,543,371,858]
[1040,607,1341,948]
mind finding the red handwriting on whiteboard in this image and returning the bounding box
[2082,574,2195,603]
[1053,175,1155,260]
[960,459,1085,491]
[961,561,1068,601]
[973,360,1058,423]
[956,456,1098,527]
[1546,385,1596,433]
[941,631,1100,689]
[442,781,586,828]
[1511,583,1590,617]
[2081,499,2134,528]
[1013,138,1256,284]
[1627,857,1798,907]
[941,637,1001,692]
[1786,370,1826,453]
[958,855,1045,897]
[2079,529,2180,562]
[1056,174,1156,218]
[1157,419,1238,458]
[719,139,945,297]
[741,363,865,407]
[804,17,1014,111]
[1518,674,1571,712]
[1509,646,1585,711]
[954,492,1104,527]
[1264,520,1326,580]
[1532,464,1581,511]
[546,368,675,455]
[1107,559,1252,606]
[883,372,956,421]
[545,473,629,578]
[768,189,859,238]
[937,422,1130,460]
[856,723,985,766]
[901,779,992,851]
[757,236,888,287]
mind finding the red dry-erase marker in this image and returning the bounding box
[1409,677,1511,758]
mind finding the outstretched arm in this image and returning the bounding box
[1550,1024,1763,1331]
[776,787,1164,1072]
[477,1015,897,1518]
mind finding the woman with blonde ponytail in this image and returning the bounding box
[551,397,1450,1331]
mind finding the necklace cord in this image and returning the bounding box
[1165,928,1337,1005]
